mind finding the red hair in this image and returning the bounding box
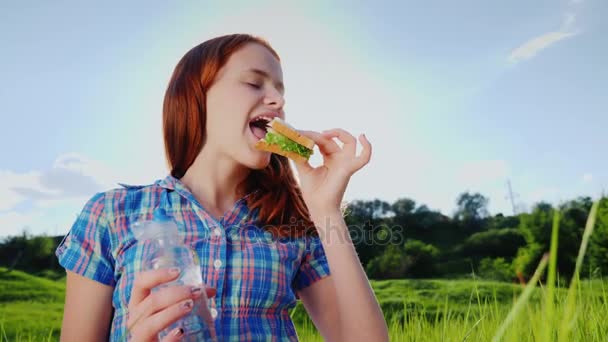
[163,34,316,238]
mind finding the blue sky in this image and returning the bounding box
[1,0,606,237]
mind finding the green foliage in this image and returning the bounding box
[403,239,440,277]
[2,194,606,285]
[366,244,408,279]
[366,240,440,279]
[0,233,62,274]
[513,197,600,281]
[478,257,513,282]
[513,242,544,279]
[461,228,526,259]
[454,192,490,225]
[587,197,608,277]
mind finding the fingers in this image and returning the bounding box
[296,128,372,174]
[353,134,372,171]
[132,298,195,341]
[127,285,205,332]
[297,130,341,155]
[160,327,186,341]
[130,268,181,308]
[321,128,357,156]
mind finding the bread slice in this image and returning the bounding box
[269,118,315,150]
[254,140,309,164]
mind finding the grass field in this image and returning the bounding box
[1,268,606,341]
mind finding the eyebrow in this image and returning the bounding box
[245,68,285,93]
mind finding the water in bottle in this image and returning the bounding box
[132,208,216,341]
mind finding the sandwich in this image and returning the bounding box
[253,117,315,163]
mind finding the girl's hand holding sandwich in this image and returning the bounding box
[252,118,371,228]
[294,129,372,219]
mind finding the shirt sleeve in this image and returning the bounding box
[292,235,331,296]
[55,192,116,286]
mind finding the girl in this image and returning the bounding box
[56,33,388,341]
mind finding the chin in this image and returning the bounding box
[242,152,272,170]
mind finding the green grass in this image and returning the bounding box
[0,268,65,341]
[1,200,607,341]
[4,268,604,341]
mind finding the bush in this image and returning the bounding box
[366,244,408,279]
[366,239,440,279]
[461,229,526,259]
[512,242,544,280]
[478,257,513,282]
[403,239,440,278]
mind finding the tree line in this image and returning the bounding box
[1,192,607,283]
[344,193,607,282]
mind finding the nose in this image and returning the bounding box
[263,88,285,110]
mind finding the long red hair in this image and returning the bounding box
[163,34,316,238]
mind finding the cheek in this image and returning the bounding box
[205,88,257,137]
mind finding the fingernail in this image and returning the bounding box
[181,299,193,311]
[172,327,184,336]
[208,287,217,298]
[169,267,181,275]
[191,286,203,297]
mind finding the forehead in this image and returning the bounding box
[223,43,283,80]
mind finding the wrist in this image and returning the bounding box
[308,206,342,221]
[309,209,345,231]
[309,210,352,246]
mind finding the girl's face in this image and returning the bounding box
[204,42,286,170]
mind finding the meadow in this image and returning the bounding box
[1,268,606,341]
[1,201,606,341]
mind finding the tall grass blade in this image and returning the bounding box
[559,200,599,342]
[461,316,484,342]
[543,210,560,341]
[492,254,548,342]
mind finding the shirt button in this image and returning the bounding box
[210,308,218,319]
[213,259,223,269]
[213,228,222,237]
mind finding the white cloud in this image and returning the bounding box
[0,170,41,211]
[1,153,118,212]
[508,12,580,64]
[0,153,121,237]
[0,205,80,238]
[508,31,577,64]
[582,173,593,184]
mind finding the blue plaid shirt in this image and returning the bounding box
[56,175,331,341]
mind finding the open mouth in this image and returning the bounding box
[249,116,271,140]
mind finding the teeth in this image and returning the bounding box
[251,115,274,123]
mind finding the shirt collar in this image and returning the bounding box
[156,174,260,201]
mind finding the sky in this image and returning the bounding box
[1,0,606,238]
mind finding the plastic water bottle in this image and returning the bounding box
[132,209,216,341]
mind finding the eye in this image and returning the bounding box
[246,82,262,89]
